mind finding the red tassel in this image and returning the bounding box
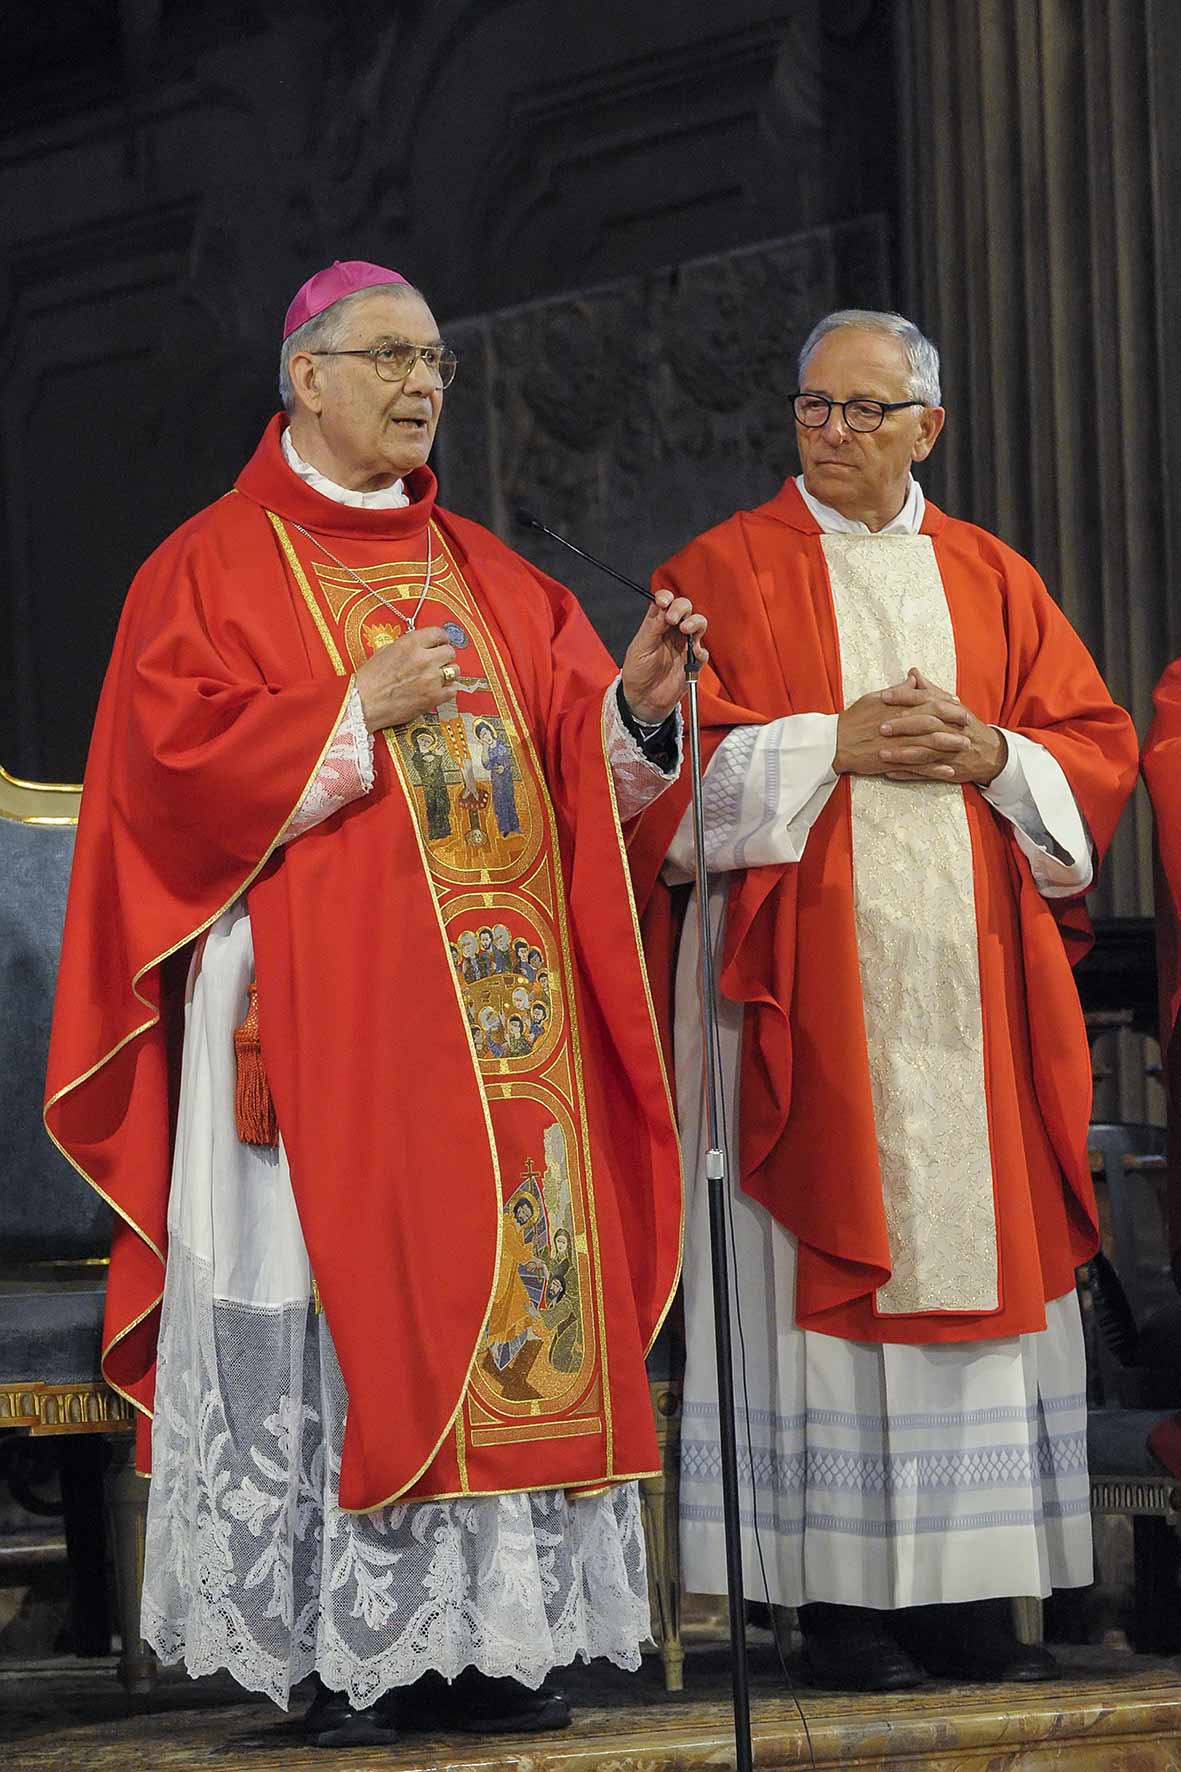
[233,979,279,1148]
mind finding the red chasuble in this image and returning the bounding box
[1143,659,1181,1278]
[45,415,682,1511]
[628,477,1138,1346]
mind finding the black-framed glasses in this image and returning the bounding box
[791,393,926,433]
[308,340,459,388]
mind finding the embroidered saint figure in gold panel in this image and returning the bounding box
[311,550,544,884]
[478,1129,589,1421]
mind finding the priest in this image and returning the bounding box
[628,310,1138,1690]
[45,261,704,1747]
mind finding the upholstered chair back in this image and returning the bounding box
[0,770,109,1259]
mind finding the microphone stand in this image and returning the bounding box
[516,511,754,1772]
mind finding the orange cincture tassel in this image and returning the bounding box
[233,979,279,1148]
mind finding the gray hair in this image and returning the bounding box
[278,281,421,413]
[797,310,941,405]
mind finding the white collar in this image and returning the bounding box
[281,426,410,509]
[795,473,925,536]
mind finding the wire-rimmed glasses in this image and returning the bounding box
[309,340,459,389]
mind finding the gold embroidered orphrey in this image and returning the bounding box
[269,514,622,1487]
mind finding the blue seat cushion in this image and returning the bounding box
[0,1275,105,1386]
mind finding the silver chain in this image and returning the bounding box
[288,519,434,632]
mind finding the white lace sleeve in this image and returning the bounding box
[662,713,839,885]
[283,681,375,843]
[604,679,683,823]
[980,728,1093,896]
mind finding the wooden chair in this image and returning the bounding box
[0,762,152,1690]
[640,1309,685,1691]
[1082,1122,1181,1651]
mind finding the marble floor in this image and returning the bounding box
[3,1642,1180,1771]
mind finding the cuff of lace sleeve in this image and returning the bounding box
[611,677,681,774]
[346,677,376,793]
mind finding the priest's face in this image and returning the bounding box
[794,329,945,530]
[294,288,445,490]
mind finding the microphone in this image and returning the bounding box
[514,508,657,607]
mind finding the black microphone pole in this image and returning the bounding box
[516,509,754,1772]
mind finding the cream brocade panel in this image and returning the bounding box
[823,535,998,1315]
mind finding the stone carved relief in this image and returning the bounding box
[439,217,888,656]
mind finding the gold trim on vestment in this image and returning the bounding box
[268,511,349,671]
[565,1478,650,1502]
[471,1416,603,1446]
[392,1468,661,1506]
[269,514,505,1515]
[304,553,430,623]
[43,658,358,1424]
[598,696,686,1357]
[454,1408,469,1493]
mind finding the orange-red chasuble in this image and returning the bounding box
[45,416,682,1511]
[1143,659,1181,1278]
[628,478,1139,1346]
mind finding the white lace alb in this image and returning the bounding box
[143,1246,649,1709]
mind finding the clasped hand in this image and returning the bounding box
[834,667,1007,785]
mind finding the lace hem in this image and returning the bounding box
[142,1244,649,1708]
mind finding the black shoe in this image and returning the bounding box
[302,1678,400,1748]
[899,1600,1057,1683]
[798,1602,925,1692]
[400,1667,573,1734]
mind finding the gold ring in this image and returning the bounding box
[440,663,457,687]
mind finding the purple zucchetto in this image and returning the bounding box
[283,260,410,339]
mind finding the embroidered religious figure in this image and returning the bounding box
[484,1194,548,1381]
[538,1270,582,1374]
[490,923,514,972]
[475,718,522,838]
[407,726,452,840]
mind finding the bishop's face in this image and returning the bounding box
[300,288,444,490]
[794,329,944,529]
